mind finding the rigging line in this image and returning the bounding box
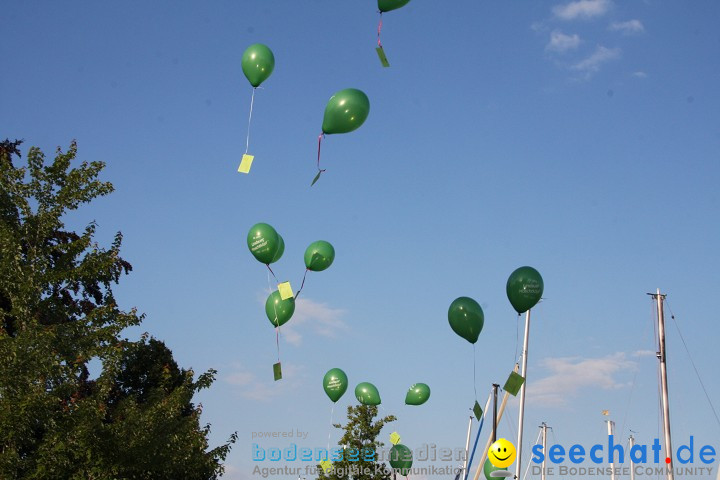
[665,300,720,430]
[245,87,256,154]
[618,367,638,442]
[522,428,543,480]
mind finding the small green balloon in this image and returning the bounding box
[242,43,275,88]
[405,383,430,406]
[322,368,348,403]
[271,235,285,264]
[355,382,381,406]
[378,0,412,13]
[322,88,370,135]
[247,223,280,265]
[448,297,484,344]
[506,266,544,314]
[389,444,413,476]
[265,290,295,327]
[304,240,335,272]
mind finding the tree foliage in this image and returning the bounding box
[0,140,235,479]
[317,405,396,480]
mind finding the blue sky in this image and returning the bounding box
[2,1,719,478]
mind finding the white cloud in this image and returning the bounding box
[609,19,645,34]
[571,45,621,78]
[526,352,632,407]
[631,71,647,78]
[224,363,304,401]
[546,30,582,53]
[553,0,611,20]
[631,349,654,357]
[281,297,348,346]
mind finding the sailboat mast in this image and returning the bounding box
[540,423,548,480]
[652,289,674,480]
[606,420,616,480]
[629,435,636,480]
[462,414,473,480]
[515,309,531,480]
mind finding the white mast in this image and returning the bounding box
[540,423,549,480]
[629,434,636,480]
[650,289,674,480]
[462,414,473,479]
[515,309,531,480]
[606,420,616,480]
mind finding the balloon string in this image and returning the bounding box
[294,268,310,300]
[327,403,335,452]
[245,87,256,154]
[377,13,383,48]
[265,264,279,282]
[267,269,281,364]
[275,326,280,363]
[473,343,477,401]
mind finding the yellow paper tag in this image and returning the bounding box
[390,432,401,445]
[278,282,294,300]
[238,154,254,174]
[320,460,333,473]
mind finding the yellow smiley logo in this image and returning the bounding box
[488,438,516,469]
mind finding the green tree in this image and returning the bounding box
[317,405,396,480]
[0,140,235,479]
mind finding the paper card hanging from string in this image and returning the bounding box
[473,401,483,421]
[273,362,282,381]
[390,432,401,445]
[376,47,390,67]
[238,154,254,174]
[503,371,525,396]
[320,460,333,473]
[278,282,294,300]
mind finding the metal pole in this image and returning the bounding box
[652,289,674,480]
[629,435,635,480]
[515,309,531,480]
[472,365,519,480]
[540,423,548,480]
[462,414,473,479]
[606,420,616,480]
[492,384,499,443]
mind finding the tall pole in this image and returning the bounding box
[492,384,499,443]
[629,435,636,480]
[515,309,531,480]
[606,420,616,480]
[473,365,519,480]
[462,414,473,480]
[651,289,674,480]
[540,423,548,480]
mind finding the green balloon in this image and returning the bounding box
[322,368,348,403]
[389,444,413,476]
[247,223,280,265]
[378,0,412,13]
[322,88,370,135]
[271,235,285,264]
[506,266,544,313]
[242,43,275,88]
[304,240,335,272]
[355,382,381,405]
[448,297,484,344]
[265,290,295,327]
[405,383,430,406]
[483,458,505,480]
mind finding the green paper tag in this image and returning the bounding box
[273,362,282,381]
[311,171,322,186]
[473,401,483,421]
[503,371,525,396]
[376,47,390,67]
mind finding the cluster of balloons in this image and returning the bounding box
[321,369,430,407]
[246,222,336,328]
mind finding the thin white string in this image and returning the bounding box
[245,87,256,154]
